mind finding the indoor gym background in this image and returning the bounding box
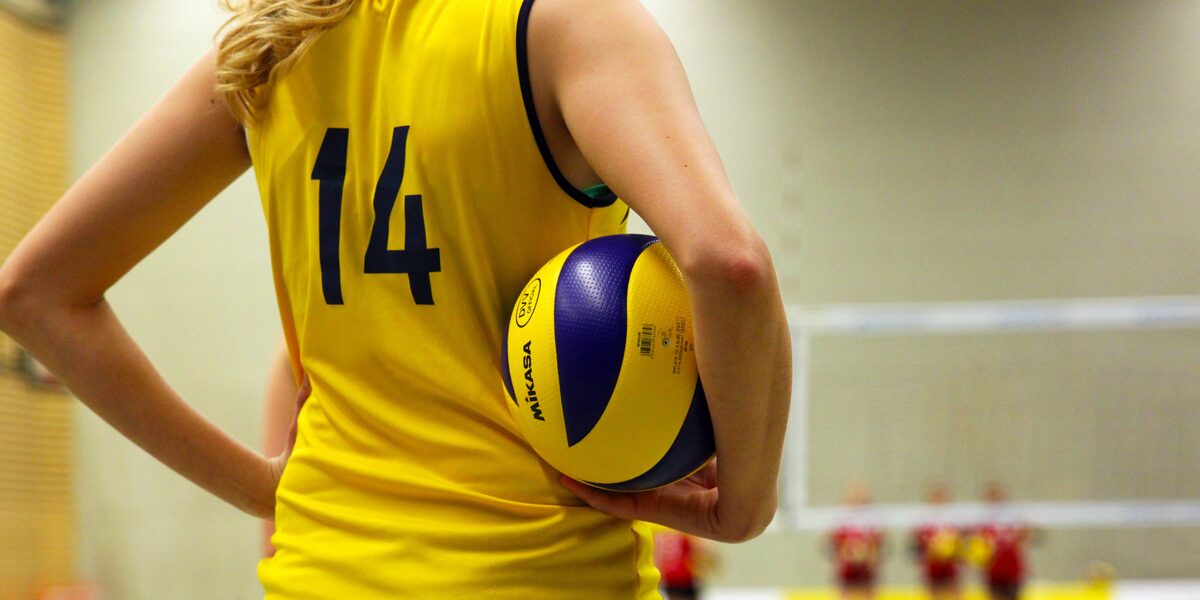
[0,0,1197,598]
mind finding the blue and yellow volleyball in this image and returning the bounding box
[501,234,715,492]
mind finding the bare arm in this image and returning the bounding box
[533,0,792,542]
[261,340,298,554]
[0,51,275,517]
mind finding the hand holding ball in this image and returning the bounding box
[502,235,715,492]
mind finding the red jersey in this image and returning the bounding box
[653,531,696,587]
[914,523,962,583]
[831,524,883,585]
[977,522,1027,584]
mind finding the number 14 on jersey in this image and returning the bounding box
[310,126,442,306]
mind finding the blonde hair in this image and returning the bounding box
[215,0,357,123]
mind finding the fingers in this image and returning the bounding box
[559,476,640,520]
[295,373,312,407]
[286,372,310,450]
[266,453,288,490]
[558,476,610,506]
[688,458,718,489]
[560,474,732,541]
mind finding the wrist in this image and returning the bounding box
[231,452,277,519]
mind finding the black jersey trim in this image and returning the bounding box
[516,0,619,209]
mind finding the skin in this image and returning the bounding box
[534,0,791,543]
[0,0,790,544]
[260,341,298,556]
[0,53,273,516]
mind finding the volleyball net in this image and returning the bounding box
[780,295,1200,531]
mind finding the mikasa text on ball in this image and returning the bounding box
[502,234,715,491]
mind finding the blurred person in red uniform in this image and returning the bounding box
[827,482,884,600]
[653,526,714,600]
[971,482,1038,600]
[912,481,963,600]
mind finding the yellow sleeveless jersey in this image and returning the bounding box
[246,0,659,597]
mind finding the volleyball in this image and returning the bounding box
[501,234,715,492]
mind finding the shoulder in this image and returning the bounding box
[526,0,672,70]
[526,0,649,28]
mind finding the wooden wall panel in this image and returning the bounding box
[0,6,72,599]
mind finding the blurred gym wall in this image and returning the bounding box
[679,0,1200,588]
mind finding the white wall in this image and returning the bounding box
[69,1,276,598]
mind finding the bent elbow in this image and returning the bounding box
[721,518,773,545]
[719,246,772,294]
[678,233,774,295]
[0,272,26,333]
[718,494,778,544]
[0,268,47,335]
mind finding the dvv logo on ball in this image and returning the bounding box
[515,278,541,328]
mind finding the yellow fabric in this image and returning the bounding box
[246,0,651,597]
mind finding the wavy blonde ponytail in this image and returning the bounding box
[215,0,357,124]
